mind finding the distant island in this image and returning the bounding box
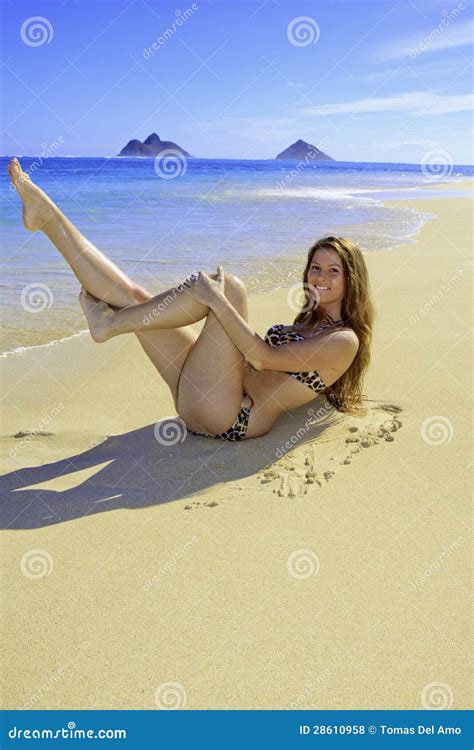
[117,133,191,158]
[276,139,334,161]
[116,133,334,161]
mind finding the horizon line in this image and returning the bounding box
[1,155,473,167]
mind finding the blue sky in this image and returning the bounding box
[1,0,472,163]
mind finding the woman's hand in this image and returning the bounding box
[181,266,225,307]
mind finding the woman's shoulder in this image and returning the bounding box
[303,324,359,351]
[339,325,359,344]
[331,327,360,355]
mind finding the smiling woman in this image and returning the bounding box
[8,158,375,442]
[289,237,375,414]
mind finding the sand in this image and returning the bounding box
[1,185,472,710]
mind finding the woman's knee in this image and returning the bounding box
[222,273,248,311]
[129,284,152,305]
[209,272,246,294]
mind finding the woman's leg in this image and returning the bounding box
[8,158,150,307]
[177,275,250,433]
[8,158,216,323]
[7,158,205,404]
[79,275,250,433]
[78,270,246,415]
[9,158,248,419]
[78,282,214,342]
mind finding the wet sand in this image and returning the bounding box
[1,185,472,709]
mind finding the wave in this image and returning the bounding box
[1,329,89,359]
[205,186,386,203]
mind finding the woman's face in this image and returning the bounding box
[306,247,346,306]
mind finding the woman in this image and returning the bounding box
[8,158,374,442]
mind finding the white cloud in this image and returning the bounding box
[361,59,468,82]
[379,17,473,60]
[298,91,474,117]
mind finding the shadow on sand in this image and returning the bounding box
[1,403,346,529]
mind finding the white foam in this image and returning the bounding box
[1,329,89,358]
[213,186,386,203]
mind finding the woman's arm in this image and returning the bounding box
[184,267,359,376]
[212,293,358,375]
[211,293,275,370]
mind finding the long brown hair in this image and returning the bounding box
[293,236,375,415]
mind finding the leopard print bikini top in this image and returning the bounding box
[264,324,327,394]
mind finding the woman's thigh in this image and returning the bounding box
[177,275,249,434]
[136,327,198,409]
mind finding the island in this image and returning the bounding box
[276,139,334,161]
[117,133,191,158]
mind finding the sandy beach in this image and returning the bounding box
[1,185,472,710]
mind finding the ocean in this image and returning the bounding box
[1,156,472,355]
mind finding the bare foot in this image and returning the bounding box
[79,288,115,343]
[7,157,56,231]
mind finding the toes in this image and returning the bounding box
[8,157,25,185]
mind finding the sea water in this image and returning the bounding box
[1,156,472,353]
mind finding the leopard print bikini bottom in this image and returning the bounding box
[186,393,252,442]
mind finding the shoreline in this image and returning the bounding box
[1,154,473,169]
[2,179,470,358]
[1,184,472,710]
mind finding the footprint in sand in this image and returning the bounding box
[257,405,403,497]
[261,454,323,499]
[184,500,219,510]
